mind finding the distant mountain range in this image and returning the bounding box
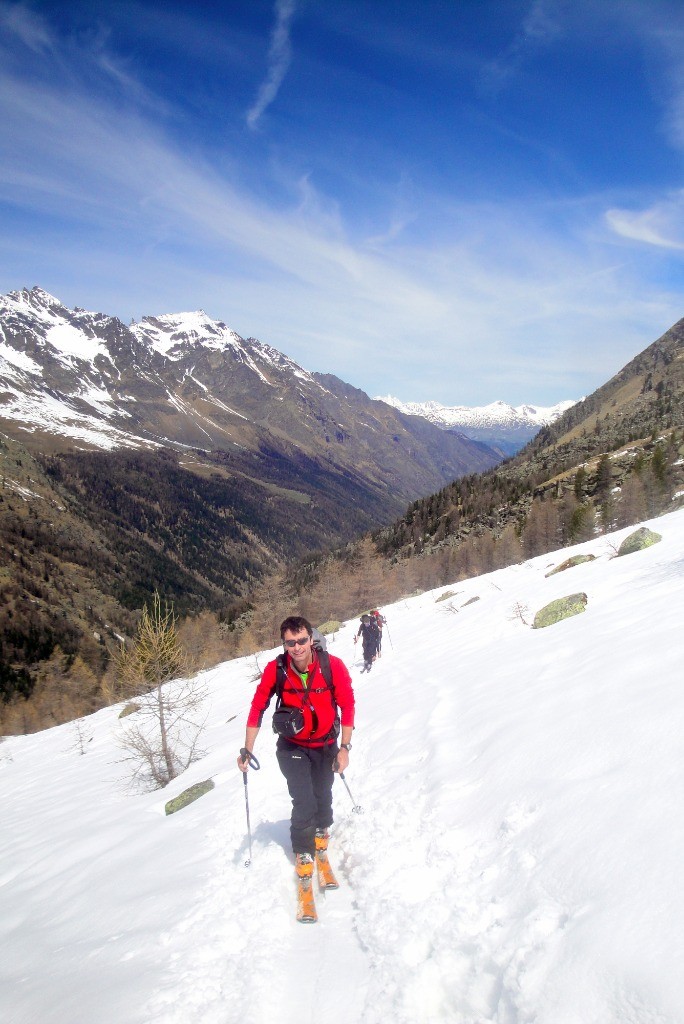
[376,396,577,456]
[376,316,684,563]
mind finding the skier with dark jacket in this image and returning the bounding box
[238,616,355,882]
[355,613,380,672]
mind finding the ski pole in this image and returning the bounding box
[339,771,363,814]
[384,623,393,651]
[239,748,260,866]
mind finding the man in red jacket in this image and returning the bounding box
[237,616,355,873]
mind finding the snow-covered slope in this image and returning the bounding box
[2,508,683,1023]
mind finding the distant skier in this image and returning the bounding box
[370,609,386,656]
[355,613,380,672]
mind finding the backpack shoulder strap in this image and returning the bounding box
[313,645,338,740]
[275,653,288,706]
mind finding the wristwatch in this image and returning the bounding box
[341,742,352,751]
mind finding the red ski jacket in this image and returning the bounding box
[247,651,355,747]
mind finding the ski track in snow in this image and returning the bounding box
[142,774,370,1024]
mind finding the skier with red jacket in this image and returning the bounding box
[238,616,355,905]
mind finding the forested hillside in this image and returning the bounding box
[0,434,400,731]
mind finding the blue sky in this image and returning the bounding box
[2,1,684,406]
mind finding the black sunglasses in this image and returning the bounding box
[283,636,311,648]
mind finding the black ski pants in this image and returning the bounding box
[276,738,338,856]
[362,638,375,661]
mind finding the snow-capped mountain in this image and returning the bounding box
[0,287,327,451]
[0,287,499,502]
[377,396,577,430]
[377,395,577,456]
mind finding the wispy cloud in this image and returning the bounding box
[598,6,684,252]
[0,1,52,53]
[482,0,563,90]
[246,0,297,131]
[606,192,684,250]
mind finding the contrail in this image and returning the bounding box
[246,0,297,131]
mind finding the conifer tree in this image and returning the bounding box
[116,593,207,790]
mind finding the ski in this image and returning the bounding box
[315,850,339,890]
[296,874,318,923]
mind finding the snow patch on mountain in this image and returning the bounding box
[131,311,241,357]
[2,387,149,450]
[47,322,110,365]
[0,342,43,377]
[78,382,117,413]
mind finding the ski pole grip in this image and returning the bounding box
[240,748,260,771]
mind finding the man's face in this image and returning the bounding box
[282,628,312,670]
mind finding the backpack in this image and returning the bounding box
[311,626,328,651]
[273,640,339,741]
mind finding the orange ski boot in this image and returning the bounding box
[314,830,339,890]
[295,853,317,923]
